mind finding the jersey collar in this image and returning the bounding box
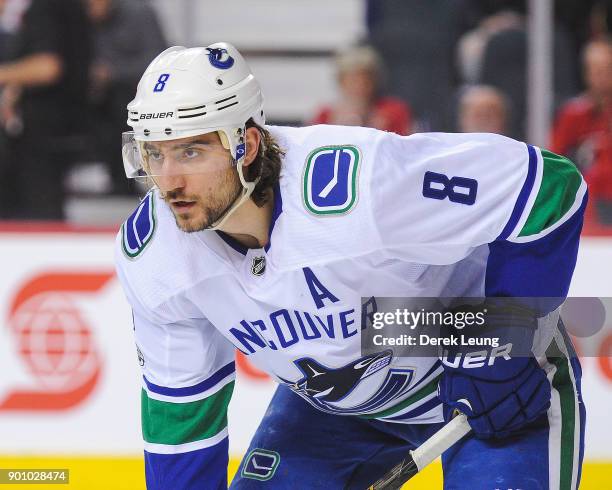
[216,182,283,256]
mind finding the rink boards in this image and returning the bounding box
[0,226,609,488]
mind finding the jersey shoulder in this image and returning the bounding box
[266,127,530,268]
[374,131,585,246]
[266,127,556,267]
[266,125,388,269]
[114,191,231,313]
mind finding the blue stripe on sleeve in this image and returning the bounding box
[145,436,228,490]
[486,192,587,312]
[144,362,235,397]
[497,144,538,241]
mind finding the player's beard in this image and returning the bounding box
[162,168,243,233]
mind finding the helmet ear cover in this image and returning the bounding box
[218,131,231,151]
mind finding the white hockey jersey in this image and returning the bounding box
[115,125,586,486]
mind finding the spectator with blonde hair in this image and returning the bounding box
[311,45,413,135]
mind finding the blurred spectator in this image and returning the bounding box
[85,0,166,195]
[0,0,9,60]
[0,0,11,190]
[457,85,510,135]
[457,4,578,139]
[556,1,602,67]
[312,46,412,135]
[0,0,91,220]
[311,45,412,135]
[591,0,612,40]
[550,40,612,162]
[588,133,612,223]
[367,0,471,131]
[550,39,612,223]
[457,10,524,85]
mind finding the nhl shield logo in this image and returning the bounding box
[251,256,266,276]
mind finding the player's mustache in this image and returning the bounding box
[162,189,198,202]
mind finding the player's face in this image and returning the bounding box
[339,68,376,102]
[585,44,612,97]
[147,132,241,232]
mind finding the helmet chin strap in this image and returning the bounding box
[205,125,260,231]
[205,157,258,231]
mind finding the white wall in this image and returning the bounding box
[150,0,365,49]
[149,0,366,123]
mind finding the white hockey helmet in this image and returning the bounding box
[122,42,265,229]
[123,42,264,175]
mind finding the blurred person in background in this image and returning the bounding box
[0,0,10,197]
[0,0,91,220]
[551,39,612,224]
[85,0,166,196]
[0,0,10,61]
[551,39,612,160]
[457,84,510,135]
[367,0,470,131]
[0,0,11,168]
[590,0,612,40]
[310,45,412,135]
[456,8,524,85]
[456,1,578,139]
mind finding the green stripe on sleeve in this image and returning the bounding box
[142,381,234,445]
[519,149,582,237]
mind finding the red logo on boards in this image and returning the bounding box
[0,272,114,411]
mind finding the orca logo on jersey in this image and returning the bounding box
[289,352,391,402]
[303,145,360,215]
[277,351,415,415]
[251,256,266,276]
[136,345,145,367]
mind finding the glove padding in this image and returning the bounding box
[438,357,551,439]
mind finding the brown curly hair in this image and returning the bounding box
[243,119,285,207]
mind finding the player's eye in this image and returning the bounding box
[183,148,200,159]
[147,150,164,161]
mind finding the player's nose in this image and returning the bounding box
[158,174,187,194]
[156,156,188,191]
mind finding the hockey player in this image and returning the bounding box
[115,43,586,489]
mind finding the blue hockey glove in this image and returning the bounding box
[438,356,551,439]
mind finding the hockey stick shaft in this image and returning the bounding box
[366,413,471,490]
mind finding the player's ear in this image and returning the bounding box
[243,126,261,167]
